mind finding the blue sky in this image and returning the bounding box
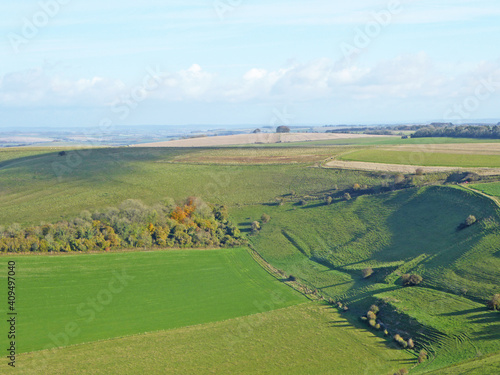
[1,0,500,128]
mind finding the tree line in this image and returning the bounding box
[0,197,245,253]
[412,124,500,139]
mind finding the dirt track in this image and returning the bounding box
[131,133,390,147]
[324,160,500,175]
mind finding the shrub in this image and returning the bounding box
[288,275,296,282]
[465,215,477,226]
[369,305,379,314]
[362,267,374,278]
[325,196,333,205]
[394,334,408,348]
[407,338,415,349]
[251,221,261,233]
[394,369,409,375]
[415,168,424,176]
[344,192,351,201]
[353,183,361,190]
[418,350,428,363]
[402,273,423,286]
[487,294,500,310]
[367,311,377,320]
[394,174,405,184]
[261,213,271,223]
[58,151,67,156]
[368,319,377,328]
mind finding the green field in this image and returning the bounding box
[341,149,500,167]
[14,303,415,375]
[470,181,500,198]
[425,352,500,374]
[0,147,386,226]
[239,137,500,147]
[0,144,499,373]
[0,248,305,354]
[232,185,500,371]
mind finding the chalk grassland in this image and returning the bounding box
[14,303,414,375]
[0,248,305,354]
[231,186,500,372]
[425,352,500,374]
[0,147,387,226]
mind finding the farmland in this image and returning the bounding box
[0,139,499,374]
[340,148,500,168]
[0,248,305,354]
[14,303,414,375]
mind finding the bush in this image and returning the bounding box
[344,192,351,201]
[367,311,377,320]
[407,338,415,349]
[261,213,271,223]
[325,196,333,205]
[402,273,423,286]
[288,275,296,282]
[415,168,424,176]
[465,215,477,226]
[353,183,361,191]
[418,350,428,363]
[369,305,379,314]
[362,267,374,278]
[251,221,261,233]
[487,294,500,310]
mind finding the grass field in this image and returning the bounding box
[0,147,388,226]
[341,149,500,167]
[0,248,305,354]
[1,144,499,373]
[232,185,500,371]
[14,303,415,375]
[470,181,500,198]
[424,352,500,374]
[240,137,500,147]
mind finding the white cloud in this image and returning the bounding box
[2,56,499,110]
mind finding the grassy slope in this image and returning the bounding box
[0,147,384,226]
[341,149,500,167]
[0,248,305,354]
[232,186,500,371]
[424,352,500,374]
[13,303,414,375]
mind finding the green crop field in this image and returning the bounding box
[470,181,500,198]
[341,149,500,167]
[0,248,305,354]
[14,303,415,375]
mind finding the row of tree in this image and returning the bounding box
[412,125,500,139]
[0,197,245,253]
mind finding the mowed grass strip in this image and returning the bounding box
[341,149,500,167]
[0,248,305,354]
[15,303,415,375]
